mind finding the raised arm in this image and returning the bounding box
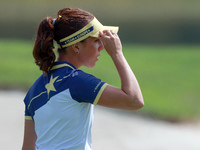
[97,30,144,110]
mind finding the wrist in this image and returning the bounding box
[110,51,124,60]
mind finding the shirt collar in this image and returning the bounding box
[51,61,76,70]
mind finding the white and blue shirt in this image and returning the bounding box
[24,61,108,150]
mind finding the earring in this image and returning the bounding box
[76,51,79,54]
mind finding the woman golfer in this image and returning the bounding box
[22,8,144,150]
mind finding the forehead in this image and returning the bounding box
[89,36,99,40]
[84,36,99,42]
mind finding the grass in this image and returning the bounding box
[0,39,41,88]
[0,39,200,121]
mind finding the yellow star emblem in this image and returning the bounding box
[45,75,59,98]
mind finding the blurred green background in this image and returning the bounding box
[0,0,200,122]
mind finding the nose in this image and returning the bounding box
[98,40,104,51]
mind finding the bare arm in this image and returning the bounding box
[98,30,144,110]
[22,120,37,150]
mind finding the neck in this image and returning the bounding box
[57,51,81,69]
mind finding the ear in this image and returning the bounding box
[71,43,80,54]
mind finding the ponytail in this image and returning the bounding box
[33,17,56,75]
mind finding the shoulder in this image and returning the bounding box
[70,69,100,84]
[69,69,107,104]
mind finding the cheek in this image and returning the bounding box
[80,52,97,67]
[79,52,92,64]
[85,45,98,58]
[79,42,99,67]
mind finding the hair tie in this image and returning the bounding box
[58,15,62,20]
[52,18,56,26]
[52,15,62,26]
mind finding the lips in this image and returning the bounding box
[96,54,100,60]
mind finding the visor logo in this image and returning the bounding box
[60,26,94,46]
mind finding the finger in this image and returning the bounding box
[100,30,110,40]
[99,31,106,45]
[103,30,113,37]
[110,30,115,34]
[111,30,118,38]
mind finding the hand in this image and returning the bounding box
[99,30,122,57]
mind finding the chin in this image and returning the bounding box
[88,64,96,68]
[86,63,96,68]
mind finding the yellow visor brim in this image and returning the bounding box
[90,26,119,38]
